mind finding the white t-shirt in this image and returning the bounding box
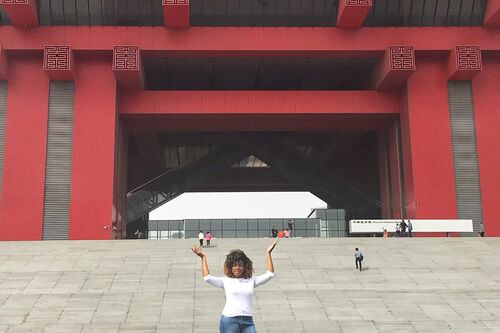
[198,232,204,240]
[204,271,275,317]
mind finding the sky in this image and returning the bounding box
[149,192,327,220]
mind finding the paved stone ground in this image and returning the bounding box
[0,238,500,332]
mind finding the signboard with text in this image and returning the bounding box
[349,219,473,233]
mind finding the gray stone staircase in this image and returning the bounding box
[0,238,499,332]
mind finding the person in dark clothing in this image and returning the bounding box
[400,220,407,237]
[271,226,278,238]
[287,219,294,237]
[354,248,363,272]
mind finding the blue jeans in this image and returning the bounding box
[219,315,257,333]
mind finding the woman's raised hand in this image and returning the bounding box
[191,246,205,258]
[266,239,278,253]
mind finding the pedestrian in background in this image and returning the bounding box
[271,226,278,238]
[198,230,205,247]
[400,220,407,237]
[354,247,363,272]
[407,220,413,237]
[205,231,212,247]
[287,219,294,237]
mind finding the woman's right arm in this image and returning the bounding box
[192,246,224,288]
[191,246,209,277]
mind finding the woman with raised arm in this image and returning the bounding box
[191,239,278,333]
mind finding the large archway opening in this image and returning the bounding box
[120,114,401,239]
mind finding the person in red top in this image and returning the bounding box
[205,231,213,247]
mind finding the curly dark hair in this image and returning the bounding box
[224,249,254,279]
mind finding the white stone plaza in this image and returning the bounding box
[0,238,499,332]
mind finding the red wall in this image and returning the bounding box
[0,57,48,240]
[1,54,496,240]
[119,91,400,115]
[1,26,500,53]
[68,56,117,240]
[472,60,500,236]
[401,60,457,219]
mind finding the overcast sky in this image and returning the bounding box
[149,192,327,220]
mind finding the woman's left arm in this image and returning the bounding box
[254,240,278,287]
[266,239,278,273]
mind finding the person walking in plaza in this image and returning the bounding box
[400,220,407,237]
[354,247,363,272]
[287,219,294,237]
[198,230,205,247]
[395,222,401,237]
[191,239,278,333]
[407,220,413,237]
[205,231,212,247]
[271,226,278,238]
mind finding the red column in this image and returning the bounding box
[471,60,500,236]
[387,121,403,219]
[0,57,48,240]
[377,130,390,218]
[68,57,117,240]
[401,60,457,219]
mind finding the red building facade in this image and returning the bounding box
[0,0,499,240]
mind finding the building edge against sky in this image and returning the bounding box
[0,1,500,240]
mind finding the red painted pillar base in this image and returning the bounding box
[68,57,117,240]
[0,57,48,240]
[401,60,457,220]
[472,60,500,236]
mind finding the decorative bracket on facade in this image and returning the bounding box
[0,0,38,27]
[162,0,190,28]
[43,45,75,80]
[484,0,500,27]
[447,45,483,81]
[371,45,416,90]
[337,0,372,28]
[113,45,144,90]
[0,45,7,80]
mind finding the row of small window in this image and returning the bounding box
[147,228,348,239]
[149,218,346,231]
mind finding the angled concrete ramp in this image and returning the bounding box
[0,238,500,332]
